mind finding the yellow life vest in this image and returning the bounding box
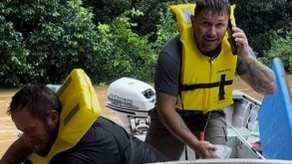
[170,4,237,113]
[32,69,101,164]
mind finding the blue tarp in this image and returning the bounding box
[259,57,292,160]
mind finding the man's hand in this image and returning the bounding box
[232,27,276,95]
[193,141,217,159]
[0,137,32,164]
[232,27,250,62]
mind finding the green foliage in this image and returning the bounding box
[82,0,132,24]
[82,0,178,41]
[0,1,33,87]
[260,23,292,73]
[1,0,100,87]
[152,8,178,52]
[25,0,100,84]
[93,9,157,83]
[128,0,170,41]
[232,0,292,57]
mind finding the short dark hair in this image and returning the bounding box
[194,0,231,16]
[7,84,62,122]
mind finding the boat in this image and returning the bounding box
[45,57,292,164]
[106,76,264,162]
[106,57,292,164]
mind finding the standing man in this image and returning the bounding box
[145,0,276,160]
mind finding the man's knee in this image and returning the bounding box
[205,111,228,145]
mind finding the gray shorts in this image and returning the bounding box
[145,109,227,160]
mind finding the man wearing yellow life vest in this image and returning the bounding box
[1,80,166,163]
[145,0,276,160]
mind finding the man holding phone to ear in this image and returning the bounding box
[145,0,276,160]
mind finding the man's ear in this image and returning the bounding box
[190,15,194,23]
[48,110,59,126]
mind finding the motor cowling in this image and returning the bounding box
[107,77,155,135]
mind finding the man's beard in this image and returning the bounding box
[37,123,59,156]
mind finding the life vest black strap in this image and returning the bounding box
[180,80,233,91]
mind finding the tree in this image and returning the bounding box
[82,0,183,41]
[232,0,292,56]
[261,23,292,73]
[1,0,100,86]
[93,9,157,83]
[0,1,32,87]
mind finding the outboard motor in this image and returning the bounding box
[107,77,155,135]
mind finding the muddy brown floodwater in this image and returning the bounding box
[1,75,292,158]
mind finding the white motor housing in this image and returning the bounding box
[107,77,155,134]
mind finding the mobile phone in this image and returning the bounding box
[227,20,237,55]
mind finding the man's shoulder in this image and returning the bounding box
[161,35,181,53]
[159,35,182,63]
[50,116,128,163]
[83,116,128,141]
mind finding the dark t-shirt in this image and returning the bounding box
[154,35,182,97]
[51,116,165,164]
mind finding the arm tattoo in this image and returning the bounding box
[237,58,275,94]
[236,60,248,75]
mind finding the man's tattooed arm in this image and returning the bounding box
[237,57,276,95]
